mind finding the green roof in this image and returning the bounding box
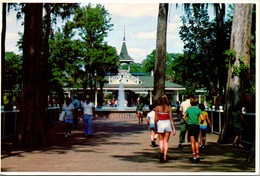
[119,42,134,62]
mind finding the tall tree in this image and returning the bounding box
[1,3,7,104]
[218,4,253,143]
[73,4,115,100]
[153,3,168,105]
[15,3,51,149]
[42,3,79,108]
[214,3,227,96]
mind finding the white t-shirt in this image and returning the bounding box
[63,103,74,120]
[82,102,95,115]
[147,111,155,125]
[180,99,191,115]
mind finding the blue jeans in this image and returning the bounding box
[83,114,93,135]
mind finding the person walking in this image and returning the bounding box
[154,95,176,162]
[146,104,158,147]
[183,98,204,163]
[81,95,95,137]
[63,98,75,137]
[72,94,80,129]
[176,101,181,120]
[136,99,145,124]
[232,103,247,148]
[198,104,211,149]
[178,93,194,149]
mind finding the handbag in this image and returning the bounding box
[59,111,66,121]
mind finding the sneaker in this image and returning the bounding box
[159,153,164,162]
[178,144,182,149]
[152,141,158,147]
[69,133,72,137]
[65,135,68,138]
[201,145,206,149]
[195,157,200,163]
[190,157,196,163]
[237,144,244,148]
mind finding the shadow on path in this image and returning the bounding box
[1,117,255,172]
[1,117,147,159]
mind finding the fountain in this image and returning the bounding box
[95,79,149,118]
[117,82,125,110]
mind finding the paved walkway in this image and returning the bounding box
[1,114,256,174]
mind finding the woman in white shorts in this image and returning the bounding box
[155,95,176,162]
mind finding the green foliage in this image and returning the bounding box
[129,63,143,73]
[142,50,156,72]
[74,4,113,47]
[142,50,181,81]
[3,52,22,106]
[224,50,236,68]
[176,5,232,96]
[244,80,255,95]
[48,4,118,95]
[3,52,22,91]
[224,50,249,76]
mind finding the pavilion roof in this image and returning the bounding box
[119,42,134,63]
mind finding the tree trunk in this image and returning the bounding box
[215,3,227,97]
[15,3,51,150]
[218,4,252,143]
[1,3,6,104]
[43,3,51,109]
[153,3,168,105]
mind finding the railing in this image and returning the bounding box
[1,107,60,140]
[206,107,255,145]
[1,106,256,145]
[206,109,224,135]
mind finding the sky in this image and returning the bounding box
[102,3,186,63]
[2,1,255,63]
[3,3,190,63]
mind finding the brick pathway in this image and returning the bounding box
[1,114,256,173]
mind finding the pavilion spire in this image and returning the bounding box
[119,25,134,64]
[123,26,126,41]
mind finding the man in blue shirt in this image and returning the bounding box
[72,94,80,129]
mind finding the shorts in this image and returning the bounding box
[200,125,207,137]
[65,119,73,124]
[137,111,143,114]
[157,120,172,133]
[234,127,244,134]
[149,124,156,131]
[188,124,200,141]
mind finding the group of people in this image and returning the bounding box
[62,95,95,138]
[145,94,212,163]
[145,93,247,163]
[62,93,246,164]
